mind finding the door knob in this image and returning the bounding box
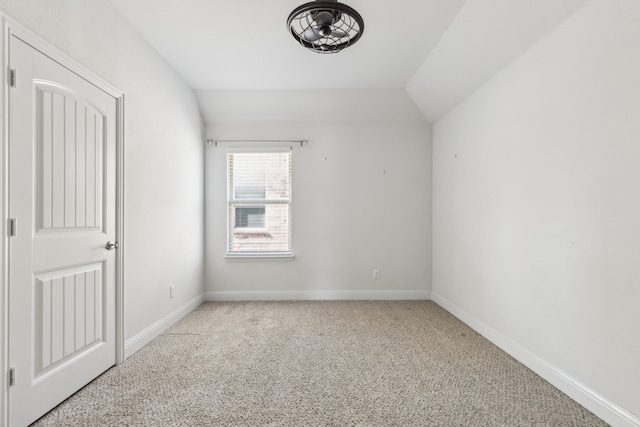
[105,241,119,250]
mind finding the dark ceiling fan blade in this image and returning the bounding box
[303,27,347,42]
[302,27,322,42]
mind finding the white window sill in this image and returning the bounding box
[225,253,295,261]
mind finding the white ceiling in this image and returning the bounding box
[109,0,588,123]
[108,0,466,90]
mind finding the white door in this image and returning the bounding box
[9,36,117,426]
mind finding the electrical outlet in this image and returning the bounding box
[373,269,380,279]
[170,284,175,299]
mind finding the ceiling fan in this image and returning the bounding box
[287,0,365,54]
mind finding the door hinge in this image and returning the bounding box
[9,367,15,386]
[9,69,16,88]
[8,218,16,237]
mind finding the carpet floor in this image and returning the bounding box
[32,301,607,426]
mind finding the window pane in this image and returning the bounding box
[231,153,290,200]
[230,204,290,253]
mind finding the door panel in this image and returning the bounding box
[36,84,105,232]
[34,262,104,376]
[9,36,117,427]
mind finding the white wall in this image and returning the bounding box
[431,0,640,423]
[197,89,427,125]
[0,0,205,352]
[205,120,432,300]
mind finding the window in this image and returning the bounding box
[227,148,292,256]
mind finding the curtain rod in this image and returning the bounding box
[206,139,308,147]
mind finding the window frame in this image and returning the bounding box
[226,146,293,259]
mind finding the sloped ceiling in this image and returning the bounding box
[406,0,587,122]
[109,0,587,124]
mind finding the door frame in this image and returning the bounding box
[0,11,125,426]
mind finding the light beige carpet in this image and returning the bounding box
[33,301,607,426]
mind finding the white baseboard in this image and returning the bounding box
[431,292,640,427]
[205,289,431,301]
[124,294,205,359]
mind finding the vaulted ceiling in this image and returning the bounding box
[109,0,587,123]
